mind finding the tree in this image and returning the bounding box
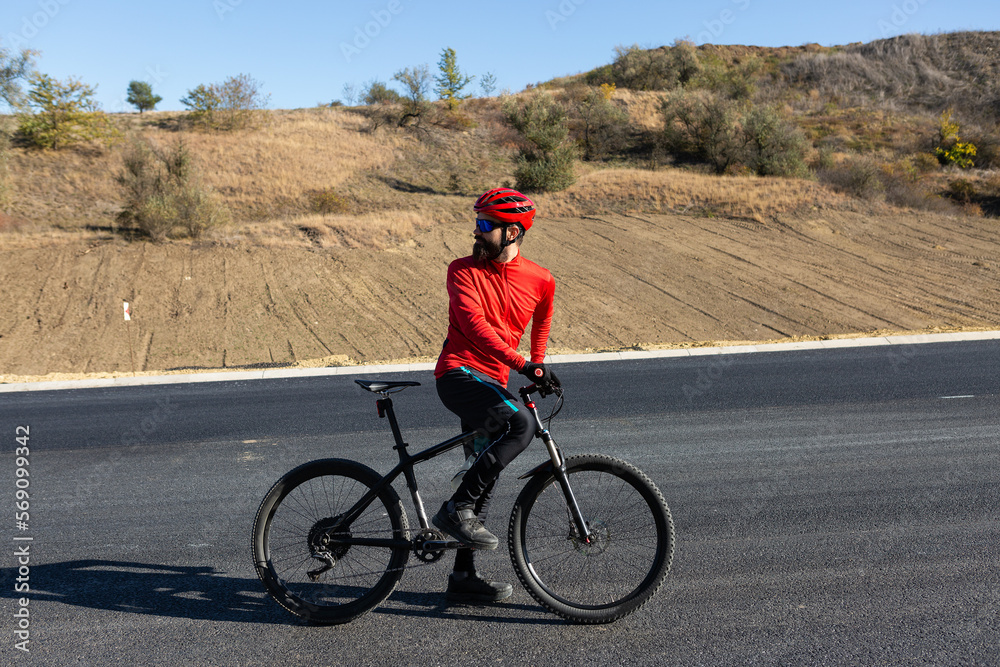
[435,47,474,110]
[17,73,116,149]
[393,65,431,123]
[126,80,162,114]
[479,71,497,98]
[180,73,270,130]
[342,82,358,106]
[179,83,220,126]
[503,92,577,192]
[1,46,37,110]
[0,46,36,209]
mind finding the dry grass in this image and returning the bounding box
[5,107,409,229]
[172,109,409,219]
[235,208,459,250]
[5,38,997,251]
[536,167,850,221]
[614,89,666,132]
[780,32,1000,122]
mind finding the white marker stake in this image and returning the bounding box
[124,301,136,376]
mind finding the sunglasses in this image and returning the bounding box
[475,218,503,233]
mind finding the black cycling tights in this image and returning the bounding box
[436,367,535,513]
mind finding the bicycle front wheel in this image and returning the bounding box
[252,459,409,624]
[508,454,674,623]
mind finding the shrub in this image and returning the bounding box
[179,84,220,125]
[818,155,885,200]
[741,105,809,177]
[611,44,675,91]
[503,93,577,192]
[671,39,702,86]
[115,138,229,240]
[610,40,703,91]
[661,90,743,174]
[511,145,577,192]
[572,86,629,161]
[966,127,1000,169]
[180,73,270,131]
[946,178,977,204]
[935,108,960,147]
[17,73,117,149]
[308,188,348,214]
[693,55,761,100]
[912,152,940,173]
[662,90,809,177]
[817,155,954,212]
[0,127,11,212]
[936,141,977,169]
[362,79,401,105]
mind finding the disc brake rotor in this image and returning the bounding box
[572,518,610,555]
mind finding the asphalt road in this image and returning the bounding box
[2,340,998,665]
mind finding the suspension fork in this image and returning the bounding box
[521,387,593,543]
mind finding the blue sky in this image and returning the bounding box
[2,0,998,112]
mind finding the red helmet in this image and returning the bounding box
[473,187,536,230]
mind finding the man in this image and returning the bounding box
[432,187,559,603]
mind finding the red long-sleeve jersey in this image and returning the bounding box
[434,253,555,387]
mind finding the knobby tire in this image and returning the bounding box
[252,459,409,624]
[508,454,674,624]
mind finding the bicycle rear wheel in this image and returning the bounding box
[252,459,409,624]
[508,454,674,623]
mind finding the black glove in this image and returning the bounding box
[520,361,552,384]
[539,370,562,397]
[520,363,561,395]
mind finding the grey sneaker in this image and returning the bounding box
[446,572,513,603]
[432,501,498,550]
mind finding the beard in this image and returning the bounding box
[473,235,504,262]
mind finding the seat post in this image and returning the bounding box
[377,397,408,454]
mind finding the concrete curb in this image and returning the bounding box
[3,330,999,393]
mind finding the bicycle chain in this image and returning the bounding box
[302,527,473,581]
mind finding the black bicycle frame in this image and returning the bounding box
[328,384,592,549]
[328,395,475,548]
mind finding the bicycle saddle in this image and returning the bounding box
[354,379,421,394]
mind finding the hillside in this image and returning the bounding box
[2,206,998,380]
[1,31,999,379]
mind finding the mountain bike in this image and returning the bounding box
[251,379,674,624]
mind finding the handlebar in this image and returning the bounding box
[518,382,564,424]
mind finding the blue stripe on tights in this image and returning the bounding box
[458,366,519,413]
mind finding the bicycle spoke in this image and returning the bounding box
[510,456,674,621]
[253,460,410,624]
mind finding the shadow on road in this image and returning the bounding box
[0,560,558,625]
[0,560,284,624]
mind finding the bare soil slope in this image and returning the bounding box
[1,209,997,380]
